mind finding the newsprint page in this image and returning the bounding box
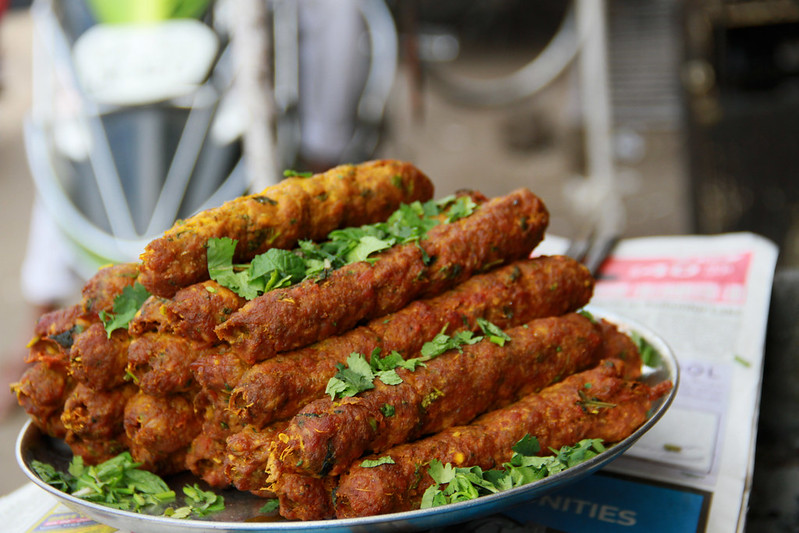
[510,231,779,533]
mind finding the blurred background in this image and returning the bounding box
[0,0,797,512]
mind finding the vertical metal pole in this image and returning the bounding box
[231,0,279,191]
[576,0,623,236]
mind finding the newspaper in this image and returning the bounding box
[0,232,779,533]
[519,231,778,533]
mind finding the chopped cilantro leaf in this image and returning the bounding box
[476,318,511,346]
[346,234,395,264]
[207,237,262,299]
[250,248,306,283]
[420,436,606,509]
[99,282,151,337]
[325,326,492,400]
[283,169,313,178]
[32,452,177,513]
[631,331,660,367]
[259,499,280,514]
[376,369,403,386]
[420,328,483,358]
[443,196,478,223]
[32,453,226,518]
[325,352,377,399]
[360,456,396,468]
[207,195,479,300]
[181,483,225,517]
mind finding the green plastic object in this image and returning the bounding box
[86,0,211,23]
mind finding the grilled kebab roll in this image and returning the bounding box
[334,359,673,518]
[129,281,246,344]
[69,323,131,391]
[182,349,251,486]
[127,333,225,396]
[61,383,137,465]
[230,255,594,428]
[123,391,202,475]
[79,262,141,318]
[217,188,549,364]
[224,423,289,496]
[267,312,604,479]
[596,317,643,380]
[11,360,75,439]
[139,160,435,298]
[61,383,137,441]
[191,350,249,405]
[25,305,87,368]
[184,432,232,489]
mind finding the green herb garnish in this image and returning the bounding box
[324,349,421,399]
[259,499,280,514]
[476,318,511,346]
[420,435,606,508]
[631,331,659,367]
[99,282,151,337]
[420,328,483,358]
[576,389,618,411]
[325,342,449,400]
[360,456,396,468]
[168,484,225,518]
[207,196,479,300]
[207,238,306,300]
[32,453,176,513]
[283,169,313,178]
[325,321,510,400]
[31,453,225,518]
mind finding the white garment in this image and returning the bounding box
[298,0,365,163]
[20,198,83,306]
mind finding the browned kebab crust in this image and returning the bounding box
[69,323,131,392]
[61,383,137,465]
[11,360,74,439]
[79,262,141,318]
[182,349,250,486]
[230,255,594,429]
[222,423,289,496]
[138,159,436,298]
[216,188,550,364]
[334,359,673,518]
[123,391,202,475]
[127,333,220,396]
[267,312,605,479]
[129,280,246,344]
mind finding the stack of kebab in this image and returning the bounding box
[10,158,672,521]
[12,159,435,471]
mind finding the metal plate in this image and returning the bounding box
[16,307,678,533]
